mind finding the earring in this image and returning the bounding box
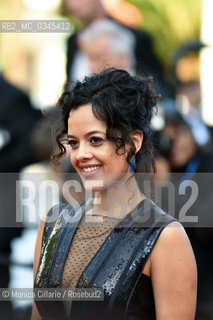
[130,158,135,173]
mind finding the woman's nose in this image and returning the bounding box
[75,143,93,161]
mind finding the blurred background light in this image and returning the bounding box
[22,0,61,12]
[201,0,213,126]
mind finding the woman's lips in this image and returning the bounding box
[79,165,102,177]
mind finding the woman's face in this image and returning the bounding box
[67,104,131,192]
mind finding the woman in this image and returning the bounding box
[32,68,197,320]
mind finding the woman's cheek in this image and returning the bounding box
[70,154,75,166]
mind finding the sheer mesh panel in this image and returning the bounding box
[62,215,119,315]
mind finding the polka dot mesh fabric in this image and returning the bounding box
[62,215,119,316]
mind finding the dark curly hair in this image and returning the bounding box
[55,68,158,173]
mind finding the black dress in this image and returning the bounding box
[34,198,176,319]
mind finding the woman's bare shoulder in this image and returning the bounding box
[154,221,191,249]
[150,220,196,275]
[150,221,197,319]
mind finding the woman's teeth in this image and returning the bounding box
[82,166,101,173]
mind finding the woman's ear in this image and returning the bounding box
[131,130,143,154]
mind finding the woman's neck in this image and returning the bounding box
[90,176,144,218]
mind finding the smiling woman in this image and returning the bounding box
[67,103,142,193]
[32,68,197,320]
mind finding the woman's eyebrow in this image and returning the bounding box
[67,131,106,139]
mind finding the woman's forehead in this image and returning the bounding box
[68,104,106,133]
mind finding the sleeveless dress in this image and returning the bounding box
[34,198,176,320]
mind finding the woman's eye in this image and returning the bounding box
[90,137,103,145]
[67,140,79,148]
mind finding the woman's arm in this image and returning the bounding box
[150,221,197,320]
[31,219,46,320]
